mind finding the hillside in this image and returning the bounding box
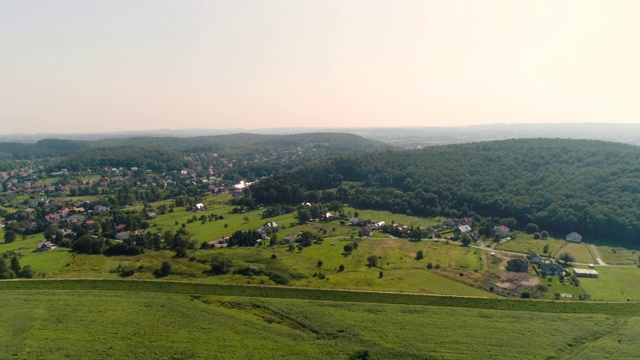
[50,146,191,172]
[0,132,392,161]
[251,138,640,244]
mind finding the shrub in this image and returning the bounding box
[338,264,345,272]
[426,262,433,269]
[416,250,424,260]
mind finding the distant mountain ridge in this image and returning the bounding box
[0,132,392,160]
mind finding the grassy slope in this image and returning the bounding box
[0,290,635,360]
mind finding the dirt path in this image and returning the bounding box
[591,244,607,266]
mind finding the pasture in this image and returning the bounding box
[495,234,567,257]
[596,245,639,265]
[0,289,636,359]
[578,266,640,301]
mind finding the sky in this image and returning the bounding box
[1,0,640,134]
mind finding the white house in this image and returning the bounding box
[566,232,582,243]
[195,203,205,211]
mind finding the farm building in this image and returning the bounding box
[573,268,598,278]
[494,225,510,238]
[566,232,582,243]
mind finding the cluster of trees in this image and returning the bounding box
[251,139,640,244]
[0,255,33,279]
[51,145,191,172]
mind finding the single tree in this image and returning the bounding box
[415,249,424,260]
[338,264,345,272]
[343,243,354,254]
[543,244,550,254]
[559,252,575,265]
[4,230,16,243]
[10,256,21,274]
[525,223,539,234]
[243,216,250,224]
[156,261,171,277]
[541,231,549,239]
[367,255,378,268]
[316,260,323,268]
[461,233,472,247]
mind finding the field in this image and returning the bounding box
[556,242,595,263]
[495,234,567,257]
[0,288,637,359]
[578,266,640,301]
[0,233,73,276]
[596,245,639,265]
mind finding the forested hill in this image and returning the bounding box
[0,133,391,160]
[51,146,191,172]
[251,139,640,244]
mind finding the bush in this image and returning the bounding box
[210,256,233,274]
[154,261,171,277]
[426,262,433,269]
[416,250,424,260]
[367,255,378,268]
[338,264,345,272]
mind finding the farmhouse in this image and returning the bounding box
[528,252,543,264]
[494,225,510,238]
[540,262,564,278]
[35,241,56,252]
[506,258,529,272]
[566,232,582,243]
[573,268,598,278]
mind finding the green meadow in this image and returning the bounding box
[0,289,637,360]
[577,266,640,301]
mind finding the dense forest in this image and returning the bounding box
[251,139,640,245]
[50,146,191,172]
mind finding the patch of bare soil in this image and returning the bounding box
[493,256,539,290]
[494,271,539,289]
[434,268,488,288]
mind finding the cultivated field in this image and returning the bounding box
[0,288,637,359]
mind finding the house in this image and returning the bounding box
[566,232,582,243]
[360,226,372,237]
[506,258,529,272]
[459,217,475,226]
[494,225,510,238]
[35,241,56,252]
[147,212,157,219]
[573,268,598,278]
[94,205,109,214]
[349,217,361,226]
[263,221,278,229]
[456,225,472,234]
[115,231,131,240]
[371,221,385,230]
[195,203,205,211]
[540,262,564,278]
[323,212,334,221]
[283,234,297,243]
[528,252,543,264]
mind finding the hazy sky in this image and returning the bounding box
[2,1,640,134]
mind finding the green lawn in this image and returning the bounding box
[344,207,444,229]
[0,290,633,359]
[578,266,640,301]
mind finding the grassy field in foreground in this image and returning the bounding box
[0,290,636,360]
